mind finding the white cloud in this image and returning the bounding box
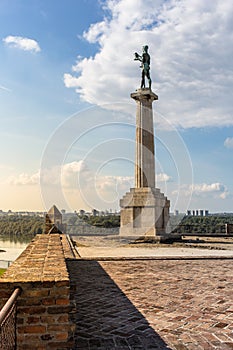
[3,35,41,52]
[61,161,89,188]
[61,163,171,208]
[219,192,228,200]
[6,172,39,186]
[96,175,133,193]
[224,137,233,149]
[172,182,229,200]
[5,161,86,187]
[64,0,233,128]
[62,161,86,173]
[41,160,134,209]
[192,183,227,194]
[8,162,229,211]
[156,172,171,182]
[64,74,80,89]
[61,161,133,192]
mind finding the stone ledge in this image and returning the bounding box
[131,88,158,101]
[0,234,75,349]
[120,187,170,208]
[0,234,69,283]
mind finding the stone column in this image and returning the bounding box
[119,88,170,239]
[132,89,158,188]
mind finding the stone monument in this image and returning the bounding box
[45,205,66,234]
[120,46,170,238]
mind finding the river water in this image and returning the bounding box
[0,235,32,268]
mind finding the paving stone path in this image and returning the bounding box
[67,259,233,350]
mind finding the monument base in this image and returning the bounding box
[120,187,170,238]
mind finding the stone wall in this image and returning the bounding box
[0,234,75,350]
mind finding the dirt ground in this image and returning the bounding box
[73,235,233,250]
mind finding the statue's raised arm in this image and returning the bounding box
[134,45,152,90]
[134,52,142,62]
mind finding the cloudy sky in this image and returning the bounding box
[0,0,232,213]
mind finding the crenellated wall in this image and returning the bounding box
[0,234,75,350]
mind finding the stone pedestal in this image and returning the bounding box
[120,88,170,238]
[120,188,170,237]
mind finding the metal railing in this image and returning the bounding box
[0,287,21,350]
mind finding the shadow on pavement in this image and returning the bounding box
[67,259,171,350]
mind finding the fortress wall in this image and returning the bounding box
[0,234,75,350]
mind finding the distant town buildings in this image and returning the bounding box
[0,210,45,217]
[1,208,232,219]
[172,209,210,217]
[0,208,120,217]
[186,209,209,216]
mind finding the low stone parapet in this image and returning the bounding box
[0,234,75,349]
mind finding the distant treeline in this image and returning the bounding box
[69,214,233,233]
[0,215,44,236]
[82,214,120,228]
[171,215,233,234]
[64,214,120,229]
[1,213,233,236]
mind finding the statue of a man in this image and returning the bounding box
[134,45,152,90]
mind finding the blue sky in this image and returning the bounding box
[0,0,233,213]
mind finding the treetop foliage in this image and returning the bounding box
[0,215,44,236]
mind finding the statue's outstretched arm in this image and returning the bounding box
[134,52,142,62]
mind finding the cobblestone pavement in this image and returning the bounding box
[67,259,233,350]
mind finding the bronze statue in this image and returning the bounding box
[134,45,152,89]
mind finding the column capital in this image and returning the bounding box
[131,88,158,102]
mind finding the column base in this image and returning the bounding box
[120,187,170,238]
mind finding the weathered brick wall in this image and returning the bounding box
[0,234,75,350]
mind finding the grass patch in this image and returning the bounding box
[0,268,6,276]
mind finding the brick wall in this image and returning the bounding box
[0,234,75,349]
